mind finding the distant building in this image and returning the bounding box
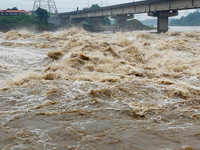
[0,10,29,16]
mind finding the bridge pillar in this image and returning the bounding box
[111,14,134,31]
[71,19,84,27]
[118,18,127,31]
[148,10,178,33]
[92,18,101,31]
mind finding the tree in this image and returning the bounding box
[83,7,89,10]
[83,4,100,11]
[169,11,200,26]
[35,7,50,26]
[0,7,57,32]
[101,17,111,25]
[7,7,18,10]
[90,4,100,10]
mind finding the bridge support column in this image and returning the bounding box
[158,16,168,33]
[118,18,127,31]
[70,18,85,27]
[148,10,178,33]
[92,18,101,31]
[111,14,134,31]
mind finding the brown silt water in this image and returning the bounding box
[0,28,200,150]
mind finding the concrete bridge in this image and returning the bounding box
[59,0,200,33]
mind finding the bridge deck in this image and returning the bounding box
[59,0,200,19]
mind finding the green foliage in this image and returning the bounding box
[82,7,89,10]
[114,19,118,24]
[127,19,155,30]
[90,4,100,10]
[0,15,37,31]
[170,11,200,26]
[83,4,100,10]
[35,7,50,26]
[101,17,111,25]
[0,8,56,32]
[141,19,157,26]
[7,7,18,10]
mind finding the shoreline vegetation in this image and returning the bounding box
[0,15,155,33]
[1,5,200,33]
[141,10,200,27]
[0,15,57,32]
[83,19,155,32]
[0,8,57,32]
[0,5,154,33]
[170,11,200,26]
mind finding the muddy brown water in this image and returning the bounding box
[0,28,200,150]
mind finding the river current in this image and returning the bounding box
[0,28,200,150]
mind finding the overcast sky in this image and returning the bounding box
[0,0,195,20]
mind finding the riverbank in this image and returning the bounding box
[83,19,155,32]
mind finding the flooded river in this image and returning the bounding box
[0,28,200,150]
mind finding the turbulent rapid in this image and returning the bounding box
[0,28,200,150]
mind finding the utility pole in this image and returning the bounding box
[32,0,58,14]
[48,0,50,13]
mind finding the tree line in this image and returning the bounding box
[0,7,55,32]
[170,10,200,26]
